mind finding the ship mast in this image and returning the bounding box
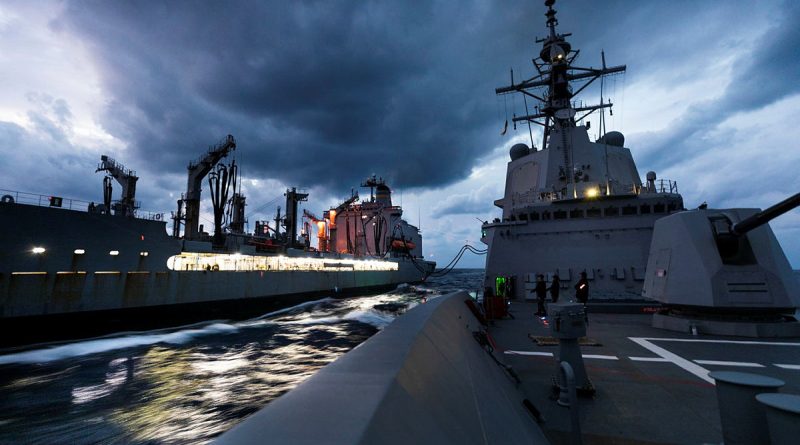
[495,0,625,196]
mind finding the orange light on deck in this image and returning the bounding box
[316,221,326,238]
[328,209,337,227]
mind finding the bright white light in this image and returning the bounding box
[585,188,599,198]
[109,250,119,256]
[74,249,85,255]
[166,253,398,272]
[139,251,149,257]
[31,246,46,254]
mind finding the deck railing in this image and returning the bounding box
[0,188,165,222]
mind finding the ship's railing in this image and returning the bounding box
[510,179,677,207]
[641,179,678,194]
[0,188,166,221]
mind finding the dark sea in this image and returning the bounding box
[0,269,483,444]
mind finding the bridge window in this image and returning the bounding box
[640,205,651,214]
[654,203,666,213]
[570,209,584,219]
[587,208,601,218]
[622,206,637,215]
[530,212,540,221]
[554,210,567,220]
[605,206,619,217]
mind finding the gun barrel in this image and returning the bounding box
[731,192,800,236]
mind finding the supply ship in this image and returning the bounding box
[216,2,800,444]
[0,136,434,345]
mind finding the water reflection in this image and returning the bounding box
[0,270,482,444]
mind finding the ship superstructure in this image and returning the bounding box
[482,0,684,300]
[318,175,423,260]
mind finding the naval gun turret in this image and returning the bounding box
[96,155,139,217]
[643,193,800,337]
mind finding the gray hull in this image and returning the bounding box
[0,202,434,342]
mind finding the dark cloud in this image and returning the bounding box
[55,0,546,194]
[5,0,784,216]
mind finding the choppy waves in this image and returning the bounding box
[0,270,483,444]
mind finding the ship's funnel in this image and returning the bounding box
[375,184,392,207]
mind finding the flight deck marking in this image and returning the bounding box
[774,364,800,370]
[637,338,800,347]
[504,351,553,357]
[629,337,800,384]
[629,357,670,362]
[504,350,620,360]
[694,360,764,368]
[628,337,714,384]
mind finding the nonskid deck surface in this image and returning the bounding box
[489,301,800,445]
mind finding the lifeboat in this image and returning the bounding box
[390,239,416,251]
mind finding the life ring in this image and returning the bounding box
[212,264,219,271]
[1,195,14,203]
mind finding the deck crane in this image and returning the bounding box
[177,134,236,240]
[96,155,139,217]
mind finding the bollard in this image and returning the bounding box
[709,371,784,445]
[550,302,593,394]
[755,393,800,444]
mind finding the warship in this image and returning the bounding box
[216,1,800,444]
[482,1,683,303]
[0,136,434,345]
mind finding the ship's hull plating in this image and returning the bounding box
[0,202,434,344]
[483,210,673,301]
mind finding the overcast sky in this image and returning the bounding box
[1,0,798,269]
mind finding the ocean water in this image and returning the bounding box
[0,269,483,444]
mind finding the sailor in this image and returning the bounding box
[549,274,560,303]
[575,271,589,305]
[534,274,547,316]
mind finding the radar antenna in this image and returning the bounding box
[495,0,625,195]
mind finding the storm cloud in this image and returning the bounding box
[53,0,545,192]
[1,0,799,267]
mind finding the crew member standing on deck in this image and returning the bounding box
[575,271,589,305]
[534,274,547,316]
[549,274,560,303]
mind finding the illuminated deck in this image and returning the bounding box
[167,253,399,272]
